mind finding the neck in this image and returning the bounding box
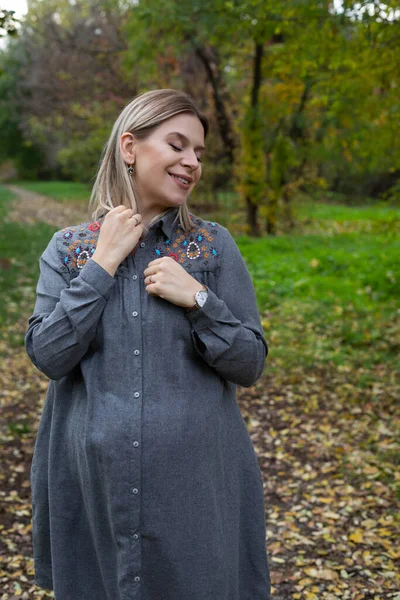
[141,205,175,230]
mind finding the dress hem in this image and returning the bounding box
[34,574,54,591]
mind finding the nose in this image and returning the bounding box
[180,149,200,170]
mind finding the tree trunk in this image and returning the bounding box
[193,44,235,165]
[281,188,295,232]
[246,196,260,236]
[246,41,264,235]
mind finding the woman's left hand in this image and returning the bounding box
[143,257,204,308]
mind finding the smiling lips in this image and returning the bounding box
[168,173,192,189]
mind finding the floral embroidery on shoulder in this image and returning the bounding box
[58,218,103,274]
[152,213,220,270]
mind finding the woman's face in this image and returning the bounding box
[121,112,205,213]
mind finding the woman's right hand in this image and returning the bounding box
[91,206,144,277]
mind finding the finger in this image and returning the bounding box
[143,264,158,275]
[144,277,158,290]
[128,214,142,225]
[147,258,164,268]
[143,267,158,279]
[120,208,134,217]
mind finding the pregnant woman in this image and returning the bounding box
[25,88,271,600]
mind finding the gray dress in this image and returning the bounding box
[25,206,271,600]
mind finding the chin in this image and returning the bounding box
[165,197,187,208]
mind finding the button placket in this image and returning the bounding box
[128,229,159,591]
[128,249,144,590]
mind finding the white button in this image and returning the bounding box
[134,576,140,582]
[133,533,139,540]
[134,349,140,356]
[132,274,138,280]
[140,242,145,248]
[132,311,138,317]
[132,488,139,494]
[134,392,140,398]
[133,441,139,447]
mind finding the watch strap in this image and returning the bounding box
[184,285,208,313]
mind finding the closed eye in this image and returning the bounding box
[169,143,202,163]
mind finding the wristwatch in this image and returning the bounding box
[185,285,208,313]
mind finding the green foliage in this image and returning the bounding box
[57,129,107,182]
[381,179,400,208]
[236,106,266,205]
[0,9,18,37]
[269,134,297,190]
[0,43,46,178]
[0,0,399,221]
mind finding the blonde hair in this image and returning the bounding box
[88,89,209,234]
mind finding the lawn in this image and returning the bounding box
[0,183,398,385]
[7,179,92,203]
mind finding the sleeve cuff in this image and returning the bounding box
[184,288,241,331]
[78,257,116,300]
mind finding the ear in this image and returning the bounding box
[120,132,137,164]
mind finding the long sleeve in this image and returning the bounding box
[25,231,116,380]
[184,226,268,388]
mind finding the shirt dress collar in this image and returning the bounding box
[149,206,180,240]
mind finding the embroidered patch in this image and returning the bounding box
[88,221,101,232]
[58,214,220,274]
[151,217,220,269]
[59,219,103,273]
[62,229,75,240]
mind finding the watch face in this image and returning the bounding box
[196,290,208,307]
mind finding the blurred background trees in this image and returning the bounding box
[0,0,399,233]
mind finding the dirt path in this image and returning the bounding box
[5,184,89,229]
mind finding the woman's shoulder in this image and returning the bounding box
[186,211,233,245]
[186,211,235,250]
[53,217,104,273]
[186,212,247,266]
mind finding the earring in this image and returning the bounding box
[127,163,135,175]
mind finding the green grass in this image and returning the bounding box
[294,198,400,221]
[0,186,57,345]
[237,230,399,377]
[7,179,91,203]
[0,182,398,382]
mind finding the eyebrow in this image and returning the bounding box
[167,131,206,152]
